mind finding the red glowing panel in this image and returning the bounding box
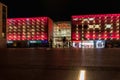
[42,34,48,40]
[112,32,118,39]
[86,34,90,38]
[7,17,49,41]
[72,32,80,41]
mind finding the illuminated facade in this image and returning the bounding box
[53,21,71,48]
[0,2,7,48]
[7,17,53,48]
[72,14,120,48]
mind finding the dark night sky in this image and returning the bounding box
[1,0,120,21]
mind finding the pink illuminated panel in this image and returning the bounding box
[7,17,48,41]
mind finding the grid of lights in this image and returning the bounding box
[7,17,48,41]
[72,14,120,41]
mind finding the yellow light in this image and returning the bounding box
[76,28,78,30]
[76,31,78,33]
[95,25,100,28]
[110,31,113,33]
[89,25,94,28]
[117,23,119,26]
[32,32,35,35]
[79,70,85,80]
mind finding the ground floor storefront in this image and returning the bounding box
[72,40,120,48]
[7,40,49,48]
[6,40,120,48]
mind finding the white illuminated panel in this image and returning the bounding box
[95,40,105,48]
[81,40,94,48]
[105,24,111,28]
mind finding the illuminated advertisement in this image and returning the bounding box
[73,41,81,48]
[81,40,94,48]
[72,40,94,48]
[7,41,13,43]
[95,40,105,48]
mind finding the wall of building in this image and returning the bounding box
[71,14,120,48]
[7,17,53,48]
[0,3,7,39]
[0,3,2,38]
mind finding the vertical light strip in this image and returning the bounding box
[79,70,86,80]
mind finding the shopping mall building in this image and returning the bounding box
[71,14,120,48]
[7,17,53,48]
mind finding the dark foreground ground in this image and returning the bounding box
[0,48,120,80]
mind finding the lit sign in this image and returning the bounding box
[81,40,94,48]
[7,41,13,43]
[29,41,37,43]
[73,42,81,48]
[95,40,105,48]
